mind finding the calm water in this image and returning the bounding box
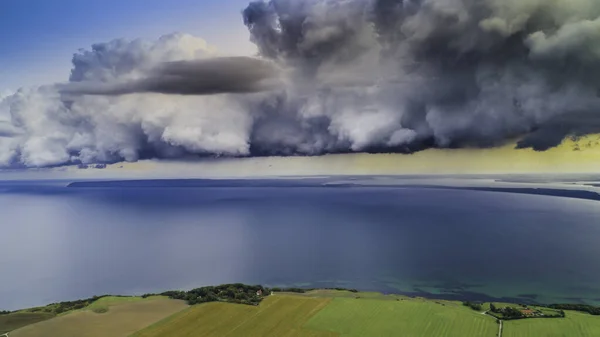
[2,181,600,310]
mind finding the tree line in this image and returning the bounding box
[144,285,360,306]
[462,301,482,311]
[148,284,269,306]
[22,295,117,314]
[549,304,600,315]
[488,303,565,320]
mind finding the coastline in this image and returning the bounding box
[4,285,599,315]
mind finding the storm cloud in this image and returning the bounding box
[58,57,282,96]
[1,0,599,167]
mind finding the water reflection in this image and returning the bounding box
[1,186,600,310]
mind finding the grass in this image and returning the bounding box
[83,296,165,314]
[9,290,600,337]
[88,296,147,308]
[0,296,156,333]
[296,290,409,301]
[534,307,563,316]
[130,293,510,337]
[503,310,600,337]
[304,297,498,337]
[0,312,55,334]
[14,295,164,317]
[10,297,188,337]
[131,295,336,337]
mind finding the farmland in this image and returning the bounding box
[0,312,55,334]
[304,297,497,337]
[10,297,188,337]
[6,287,600,337]
[130,290,600,337]
[83,296,166,314]
[131,295,335,337]
[503,310,600,337]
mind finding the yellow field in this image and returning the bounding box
[11,297,188,337]
[503,311,600,337]
[131,295,336,337]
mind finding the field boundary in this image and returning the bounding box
[130,295,335,337]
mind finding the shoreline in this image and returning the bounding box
[4,285,599,315]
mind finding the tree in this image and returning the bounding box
[463,301,482,311]
[549,304,600,315]
[502,307,524,319]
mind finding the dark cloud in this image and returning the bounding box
[241,0,600,153]
[58,57,281,96]
[517,111,600,151]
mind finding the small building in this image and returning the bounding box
[256,290,263,296]
[521,309,535,316]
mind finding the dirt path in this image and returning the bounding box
[483,311,502,337]
[498,319,503,337]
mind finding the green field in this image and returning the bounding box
[305,297,498,337]
[7,289,600,337]
[0,312,55,334]
[10,297,188,337]
[503,310,600,337]
[83,296,166,314]
[297,290,409,300]
[131,295,336,337]
[131,293,499,337]
[534,307,563,316]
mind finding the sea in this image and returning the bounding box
[2,178,600,311]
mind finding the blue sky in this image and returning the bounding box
[0,0,257,91]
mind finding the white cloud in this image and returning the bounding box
[1,0,600,168]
